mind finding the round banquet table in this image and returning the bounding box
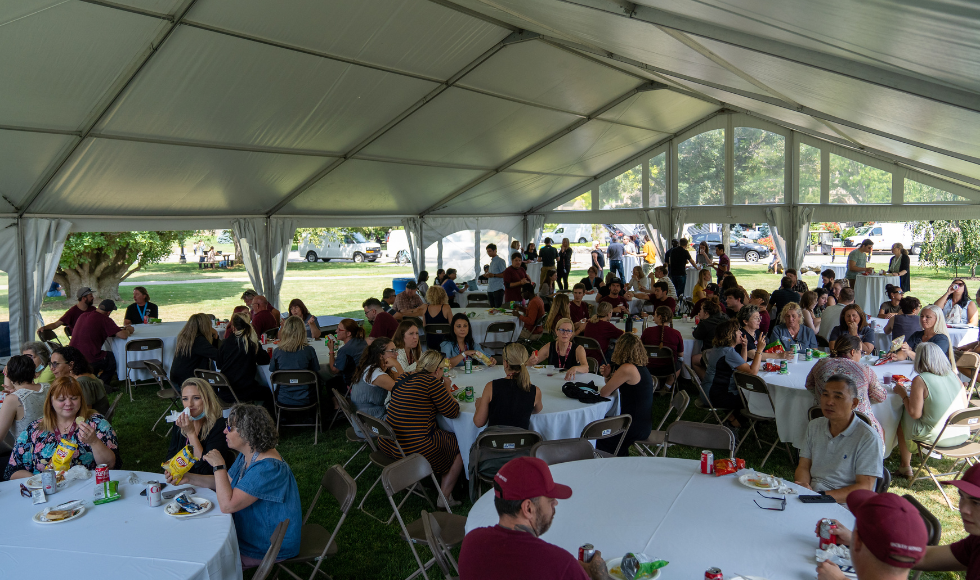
[821,263,847,280]
[108,321,186,381]
[437,368,616,473]
[853,274,900,321]
[465,457,855,579]
[760,355,913,453]
[0,470,241,579]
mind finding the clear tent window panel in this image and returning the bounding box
[555,191,592,211]
[649,152,666,207]
[904,179,966,203]
[733,127,784,204]
[597,164,642,209]
[799,143,820,204]
[678,129,724,206]
[829,154,891,204]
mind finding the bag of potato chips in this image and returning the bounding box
[50,437,78,472]
[471,350,493,365]
[161,445,198,484]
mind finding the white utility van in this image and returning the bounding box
[541,224,594,244]
[300,231,382,263]
[385,230,411,263]
[845,223,922,254]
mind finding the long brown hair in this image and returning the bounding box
[393,320,422,364]
[838,304,868,331]
[544,293,571,335]
[354,338,393,382]
[175,313,213,357]
[339,318,365,340]
[43,377,94,433]
[287,298,311,321]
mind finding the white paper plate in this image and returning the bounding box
[25,473,68,491]
[606,557,661,580]
[165,496,213,518]
[738,473,780,491]
[33,506,85,524]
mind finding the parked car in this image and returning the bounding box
[844,222,922,254]
[690,233,770,262]
[300,231,381,263]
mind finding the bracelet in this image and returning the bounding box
[213,464,226,471]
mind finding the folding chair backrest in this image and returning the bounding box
[321,464,358,514]
[586,357,599,374]
[421,510,459,580]
[580,414,632,456]
[38,328,59,343]
[665,421,736,458]
[808,406,823,421]
[902,494,942,547]
[104,393,123,423]
[126,338,163,353]
[485,322,516,335]
[252,519,290,580]
[816,335,830,349]
[263,327,279,340]
[644,345,675,364]
[573,336,602,351]
[476,429,542,451]
[656,391,690,431]
[425,324,453,338]
[270,370,318,392]
[194,369,230,388]
[935,407,980,443]
[467,292,488,302]
[530,438,596,465]
[957,352,980,378]
[142,360,172,387]
[734,371,775,416]
[381,453,436,496]
[876,461,891,493]
[355,411,400,455]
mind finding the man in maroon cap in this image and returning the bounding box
[829,462,980,579]
[458,456,612,580]
[816,490,928,579]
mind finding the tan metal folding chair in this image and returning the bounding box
[356,412,433,524]
[104,393,124,423]
[332,389,372,474]
[664,421,736,458]
[733,371,792,467]
[252,519,290,580]
[471,429,542,498]
[143,360,180,435]
[685,363,732,425]
[910,407,980,508]
[421,510,460,580]
[634,391,690,457]
[270,370,321,444]
[124,337,164,401]
[530,438,596,465]
[903,495,942,580]
[574,335,607,364]
[957,352,980,402]
[194,368,240,407]
[580,414,632,458]
[643,345,677,393]
[480,321,516,356]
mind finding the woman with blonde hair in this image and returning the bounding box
[393,319,422,373]
[423,285,453,350]
[628,265,649,293]
[529,318,589,379]
[544,293,571,336]
[597,333,654,456]
[473,343,542,429]
[269,316,321,406]
[577,301,624,362]
[6,376,119,479]
[382,349,462,508]
[769,302,819,351]
[166,378,235,479]
[170,313,220,387]
[894,304,956,365]
[692,268,712,304]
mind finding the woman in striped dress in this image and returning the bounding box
[380,350,463,508]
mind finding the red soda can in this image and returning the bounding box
[143,315,149,324]
[700,450,714,474]
[578,544,595,563]
[705,568,723,580]
[95,464,110,484]
[267,347,273,357]
[817,518,838,550]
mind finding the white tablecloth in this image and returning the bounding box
[821,263,847,280]
[108,321,185,381]
[437,368,616,472]
[526,261,542,286]
[869,317,978,352]
[684,266,699,299]
[0,470,241,580]
[854,275,900,319]
[762,356,914,452]
[465,458,855,579]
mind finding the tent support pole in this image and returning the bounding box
[16,218,30,348]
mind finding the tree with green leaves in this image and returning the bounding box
[911,220,980,277]
[54,231,192,300]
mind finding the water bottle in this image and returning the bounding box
[465,356,472,374]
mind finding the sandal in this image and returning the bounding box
[437,495,461,510]
[892,467,915,479]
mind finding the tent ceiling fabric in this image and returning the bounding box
[2,0,979,230]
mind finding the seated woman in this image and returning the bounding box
[473,343,542,430]
[327,319,367,388]
[393,319,422,373]
[544,293,571,337]
[579,266,604,294]
[22,341,55,384]
[0,355,49,443]
[628,265,648,293]
[692,297,728,348]
[440,313,495,367]
[736,305,764,358]
[878,285,903,319]
[641,306,683,384]
[529,318,589,380]
[5,376,119,479]
[191,404,302,568]
[935,278,977,326]
[575,301,624,362]
[703,320,763,430]
[423,285,453,350]
[217,313,273,411]
[170,313,220,388]
[598,333,654,456]
[769,302,819,352]
[382,350,462,508]
[894,342,970,479]
[804,335,887,444]
[51,346,109,414]
[283,298,321,340]
[884,296,922,341]
[692,268,712,304]
[349,338,398,435]
[224,305,249,339]
[166,378,236,477]
[269,316,321,406]
[538,269,558,299]
[829,304,876,354]
[812,288,829,317]
[799,291,820,334]
[892,305,956,364]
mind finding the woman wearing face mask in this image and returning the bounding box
[21,341,55,384]
[0,355,49,443]
[165,378,236,481]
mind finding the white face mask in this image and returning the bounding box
[36,364,45,374]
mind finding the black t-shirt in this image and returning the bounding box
[770,288,802,321]
[591,250,605,269]
[668,248,690,276]
[167,416,237,475]
[217,337,271,399]
[169,335,220,388]
[539,245,559,267]
[487,378,536,430]
[124,301,158,324]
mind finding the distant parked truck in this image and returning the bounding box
[540,224,595,244]
[844,223,922,254]
[300,231,381,263]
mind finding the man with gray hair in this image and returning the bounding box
[795,374,881,503]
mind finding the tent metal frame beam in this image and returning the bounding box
[420,81,667,215]
[18,0,202,217]
[77,0,173,20]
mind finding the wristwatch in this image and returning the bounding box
[213,465,226,471]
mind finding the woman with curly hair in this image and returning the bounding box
[597,333,655,456]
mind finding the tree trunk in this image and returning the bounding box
[55,253,135,302]
[233,235,243,264]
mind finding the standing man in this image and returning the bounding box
[607,236,626,283]
[38,286,96,339]
[590,241,605,279]
[503,252,533,305]
[69,299,134,383]
[538,238,559,288]
[712,244,730,283]
[485,243,507,308]
[641,235,656,276]
[668,238,697,300]
[846,239,875,288]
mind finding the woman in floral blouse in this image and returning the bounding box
[5,376,119,480]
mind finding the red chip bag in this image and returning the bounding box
[713,458,746,476]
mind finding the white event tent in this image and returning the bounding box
[2,0,979,353]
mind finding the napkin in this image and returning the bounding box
[64,465,92,481]
[165,407,191,423]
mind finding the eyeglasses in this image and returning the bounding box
[557,328,574,334]
[224,424,236,433]
[50,361,62,368]
[753,491,786,511]
[20,483,32,498]
[384,348,398,354]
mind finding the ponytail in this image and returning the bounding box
[503,343,532,392]
[590,301,613,323]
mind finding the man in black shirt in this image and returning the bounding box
[538,237,559,288]
[668,238,697,301]
[607,236,625,283]
[770,276,802,323]
[590,241,605,279]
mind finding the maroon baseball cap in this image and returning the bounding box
[493,457,572,501]
[942,463,980,498]
[846,490,928,568]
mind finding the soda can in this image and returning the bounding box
[779,360,788,374]
[805,348,812,361]
[41,467,58,495]
[146,481,163,507]
[267,347,273,358]
[465,386,474,403]
[95,464,110,484]
[143,315,149,324]
[578,544,595,563]
[465,356,473,374]
[817,518,838,550]
[700,450,714,474]
[705,568,724,580]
